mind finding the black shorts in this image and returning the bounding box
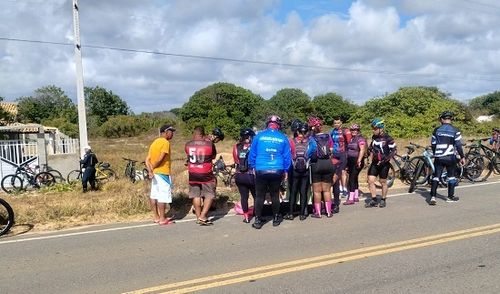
[367,161,391,179]
[310,158,334,184]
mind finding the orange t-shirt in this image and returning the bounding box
[148,137,171,175]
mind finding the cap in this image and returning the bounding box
[160,125,176,133]
[84,145,91,150]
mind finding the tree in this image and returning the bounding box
[469,91,500,116]
[351,86,474,138]
[16,85,77,124]
[180,83,264,139]
[0,96,14,125]
[85,86,131,123]
[311,92,358,125]
[266,88,313,126]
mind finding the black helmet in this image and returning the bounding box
[439,111,454,120]
[212,127,225,141]
[240,127,255,139]
[298,123,309,134]
[290,119,302,133]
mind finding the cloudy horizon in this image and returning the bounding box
[1,0,499,113]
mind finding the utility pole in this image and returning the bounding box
[72,0,88,157]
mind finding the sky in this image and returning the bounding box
[1,0,500,113]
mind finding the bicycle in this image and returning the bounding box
[67,162,117,185]
[1,165,56,194]
[0,197,14,237]
[464,138,499,176]
[123,158,148,183]
[379,144,418,188]
[408,145,435,193]
[212,156,236,188]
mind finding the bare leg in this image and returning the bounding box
[149,199,160,222]
[321,182,332,202]
[192,198,202,219]
[200,197,213,221]
[367,175,377,198]
[156,202,166,222]
[380,179,388,199]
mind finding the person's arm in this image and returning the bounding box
[151,141,169,169]
[282,137,292,172]
[232,144,239,165]
[455,130,465,165]
[145,154,154,179]
[248,135,258,169]
[357,138,367,168]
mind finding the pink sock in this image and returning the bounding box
[349,192,355,201]
[325,201,332,215]
[354,189,359,202]
[314,203,321,216]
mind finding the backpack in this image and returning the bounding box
[292,138,308,172]
[314,133,332,159]
[236,144,250,172]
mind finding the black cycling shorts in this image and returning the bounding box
[367,161,391,179]
[310,158,334,184]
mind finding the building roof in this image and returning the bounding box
[0,123,59,133]
[0,102,18,117]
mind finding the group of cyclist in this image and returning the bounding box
[146,111,497,228]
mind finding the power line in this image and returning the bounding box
[458,0,500,10]
[1,36,500,82]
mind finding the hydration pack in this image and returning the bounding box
[314,133,331,159]
[293,138,308,172]
[236,144,250,172]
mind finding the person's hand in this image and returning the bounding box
[283,172,288,182]
[148,169,154,179]
[356,160,362,168]
[459,157,465,166]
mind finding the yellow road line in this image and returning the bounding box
[124,223,500,294]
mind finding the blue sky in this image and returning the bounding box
[1,0,499,113]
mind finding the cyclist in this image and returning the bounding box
[232,127,256,223]
[490,127,499,152]
[80,145,98,193]
[366,118,396,208]
[330,116,352,212]
[185,126,217,226]
[145,124,175,225]
[429,111,465,205]
[284,122,310,221]
[344,124,367,205]
[210,127,225,143]
[248,115,291,229]
[307,116,335,218]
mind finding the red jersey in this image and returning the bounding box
[185,139,216,184]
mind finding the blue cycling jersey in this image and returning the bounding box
[431,123,464,158]
[248,128,291,172]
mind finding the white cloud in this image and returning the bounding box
[0,0,499,113]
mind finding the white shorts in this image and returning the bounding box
[150,174,172,203]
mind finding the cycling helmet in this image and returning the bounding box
[439,111,454,120]
[298,123,309,134]
[240,127,255,139]
[350,123,360,130]
[290,119,302,133]
[371,118,385,129]
[308,116,322,128]
[266,115,283,129]
[212,127,225,141]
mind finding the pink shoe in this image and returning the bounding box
[343,200,355,205]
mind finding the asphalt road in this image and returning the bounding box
[1,180,499,294]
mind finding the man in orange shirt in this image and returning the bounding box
[145,124,176,225]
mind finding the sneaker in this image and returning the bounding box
[379,199,386,208]
[333,205,340,214]
[272,214,282,227]
[283,214,294,221]
[252,218,264,229]
[299,215,307,221]
[341,190,348,198]
[446,196,460,203]
[365,199,378,208]
[429,196,437,205]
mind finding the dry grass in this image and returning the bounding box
[1,133,472,235]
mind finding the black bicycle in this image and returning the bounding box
[1,165,56,194]
[0,197,14,237]
[67,162,117,185]
[123,158,148,183]
[213,156,236,188]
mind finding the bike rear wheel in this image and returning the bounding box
[67,170,82,184]
[1,175,24,194]
[408,161,425,193]
[97,168,117,184]
[375,163,395,188]
[35,172,56,188]
[0,198,14,236]
[465,155,492,182]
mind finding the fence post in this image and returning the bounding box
[37,126,48,167]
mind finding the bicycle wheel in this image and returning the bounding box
[375,163,395,188]
[67,170,82,184]
[97,168,117,184]
[408,161,424,193]
[410,157,430,185]
[35,172,56,188]
[465,155,492,182]
[0,198,14,237]
[400,160,418,184]
[1,175,24,194]
[48,169,65,183]
[439,165,464,187]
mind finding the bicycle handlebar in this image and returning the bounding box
[122,157,138,163]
